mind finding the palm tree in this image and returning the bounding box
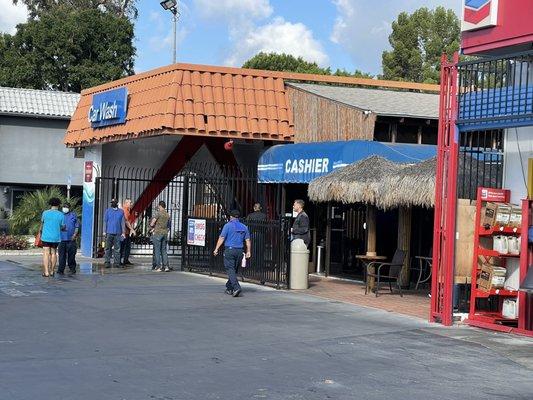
[9,187,81,235]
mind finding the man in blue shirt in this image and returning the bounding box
[57,202,80,275]
[104,198,126,268]
[213,210,251,297]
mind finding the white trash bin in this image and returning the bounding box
[290,239,310,289]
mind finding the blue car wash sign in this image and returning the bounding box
[88,87,128,128]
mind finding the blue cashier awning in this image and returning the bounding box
[258,140,437,183]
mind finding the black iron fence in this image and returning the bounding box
[458,129,504,200]
[185,218,289,288]
[93,163,288,285]
[457,50,533,131]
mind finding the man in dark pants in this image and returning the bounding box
[213,210,251,297]
[292,199,310,247]
[120,198,136,266]
[57,202,80,275]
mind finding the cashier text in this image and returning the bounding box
[285,158,330,174]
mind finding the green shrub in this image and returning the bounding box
[9,187,81,235]
[0,234,29,250]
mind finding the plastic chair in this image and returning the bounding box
[365,249,406,297]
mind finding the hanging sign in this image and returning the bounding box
[462,0,499,32]
[88,87,128,128]
[187,218,206,247]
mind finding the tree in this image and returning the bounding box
[381,7,460,84]
[0,7,135,92]
[12,0,137,20]
[333,69,374,79]
[243,52,374,78]
[10,187,81,235]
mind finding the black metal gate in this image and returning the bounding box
[185,218,290,288]
[93,163,288,287]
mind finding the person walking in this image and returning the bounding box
[57,202,80,275]
[292,199,310,247]
[104,198,126,268]
[150,201,170,272]
[213,210,251,297]
[120,198,136,266]
[39,197,64,277]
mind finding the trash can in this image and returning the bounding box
[290,239,310,289]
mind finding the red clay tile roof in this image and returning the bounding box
[65,63,439,147]
[65,64,294,146]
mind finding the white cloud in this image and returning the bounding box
[329,0,461,75]
[194,0,273,21]
[0,0,28,34]
[225,17,329,67]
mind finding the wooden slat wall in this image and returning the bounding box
[287,86,376,143]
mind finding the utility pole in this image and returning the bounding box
[172,8,177,64]
[160,0,179,64]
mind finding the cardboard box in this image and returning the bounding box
[477,264,493,292]
[478,255,501,267]
[482,202,498,227]
[495,204,512,227]
[508,205,522,229]
[477,264,506,292]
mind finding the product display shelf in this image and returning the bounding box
[466,188,532,337]
[473,288,518,299]
[478,226,521,236]
[477,248,520,258]
[466,188,520,330]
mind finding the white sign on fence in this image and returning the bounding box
[187,218,206,247]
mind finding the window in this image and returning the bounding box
[74,147,85,158]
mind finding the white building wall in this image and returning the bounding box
[0,116,84,186]
[503,126,533,204]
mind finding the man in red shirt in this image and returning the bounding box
[120,198,136,266]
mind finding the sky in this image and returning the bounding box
[1,0,460,76]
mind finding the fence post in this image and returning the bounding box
[92,177,101,258]
[180,175,189,271]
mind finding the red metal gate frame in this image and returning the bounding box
[431,53,460,326]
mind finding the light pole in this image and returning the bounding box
[160,0,179,64]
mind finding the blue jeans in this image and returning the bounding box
[104,234,121,265]
[224,248,242,291]
[152,234,168,268]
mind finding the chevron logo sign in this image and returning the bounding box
[462,0,499,32]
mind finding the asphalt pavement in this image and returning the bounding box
[1,258,532,400]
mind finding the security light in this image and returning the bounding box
[160,0,177,10]
[159,0,179,63]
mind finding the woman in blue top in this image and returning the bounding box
[39,197,65,277]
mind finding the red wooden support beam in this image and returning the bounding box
[130,136,205,220]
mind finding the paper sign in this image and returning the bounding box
[187,218,206,247]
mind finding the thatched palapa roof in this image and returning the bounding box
[308,156,436,209]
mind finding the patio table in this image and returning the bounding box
[356,254,387,291]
